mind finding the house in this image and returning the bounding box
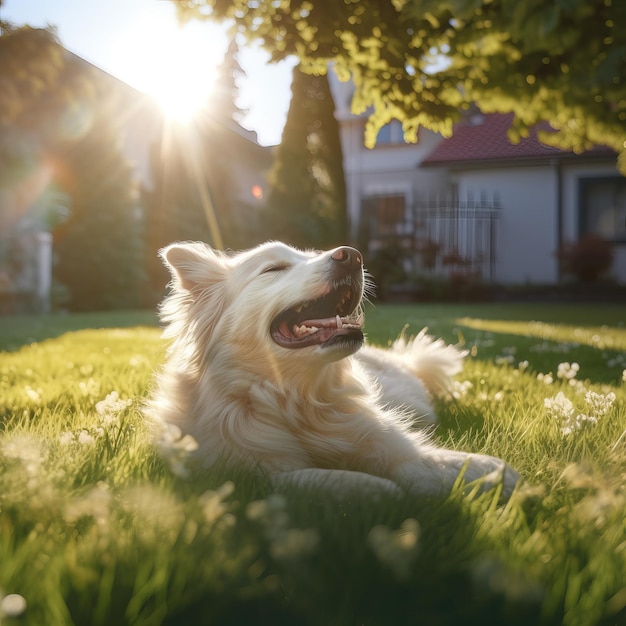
[0,51,272,312]
[328,73,626,286]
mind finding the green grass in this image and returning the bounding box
[0,304,625,625]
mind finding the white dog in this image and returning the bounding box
[147,241,519,499]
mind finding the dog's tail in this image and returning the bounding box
[388,328,467,397]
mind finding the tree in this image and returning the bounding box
[52,105,145,312]
[0,22,65,127]
[176,0,626,173]
[143,125,216,301]
[264,65,347,248]
[209,38,247,124]
[0,24,143,311]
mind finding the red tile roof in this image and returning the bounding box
[421,113,613,166]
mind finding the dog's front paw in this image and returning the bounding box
[461,453,520,500]
[394,449,521,500]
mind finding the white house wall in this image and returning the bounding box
[339,120,448,239]
[453,166,559,284]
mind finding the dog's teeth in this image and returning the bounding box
[293,324,318,337]
[294,305,303,313]
[336,315,343,329]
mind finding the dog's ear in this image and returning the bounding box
[160,243,228,292]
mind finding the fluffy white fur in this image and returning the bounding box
[146,241,519,499]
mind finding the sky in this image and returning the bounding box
[2,0,297,146]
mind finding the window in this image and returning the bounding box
[579,177,626,243]
[374,120,405,145]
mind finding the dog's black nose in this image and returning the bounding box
[331,246,362,271]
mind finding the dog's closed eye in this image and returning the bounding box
[261,264,290,274]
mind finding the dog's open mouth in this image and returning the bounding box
[270,280,364,349]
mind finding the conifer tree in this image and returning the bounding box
[264,66,347,248]
[53,109,144,311]
[210,39,247,125]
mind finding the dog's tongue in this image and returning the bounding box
[300,316,342,328]
[278,314,362,342]
[279,317,336,339]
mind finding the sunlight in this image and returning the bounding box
[117,16,227,123]
[147,28,218,123]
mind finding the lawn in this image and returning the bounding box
[0,303,624,625]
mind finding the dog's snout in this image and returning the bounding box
[330,247,362,271]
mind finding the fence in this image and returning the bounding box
[360,192,501,282]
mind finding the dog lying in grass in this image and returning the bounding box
[147,241,519,499]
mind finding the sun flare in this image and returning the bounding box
[148,29,219,123]
[123,18,226,123]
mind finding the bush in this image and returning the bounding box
[556,234,614,282]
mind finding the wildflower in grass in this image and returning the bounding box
[247,494,318,560]
[1,435,47,474]
[368,518,420,581]
[518,360,529,372]
[557,362,580,381]
[569,379,587,394]
[622,369,626,383]
[1,592,27,619]
[65,482,111,528]
[156,423,199,477]
[78,430,95,446]
[58,431,76,446]
[544,392,575,422]
[200,481,235,524]
[451,380,473,399]
[79,378,100,398]
[96,391,132,425]
[584,390,616,417]
[537,372,554,385]
[495,355,515,365]
[545,390,616,436]
[24,386,41,403]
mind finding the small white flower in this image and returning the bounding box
[557,362,580,380]
[1,435,47,473]
[96,391,132,424]
[451,380,473,399]
[546,388,615,437]
[59,431,76,446]
[156,423,199,477]
[518,360,529,372]
[569,379,587,395]
[622,369,626,383]
[495,355,515,365]
[537,372,554,385]
[24,386,41,403]
[368,518,420,581]
[1,593,27,617]
[78,431,95,446]
[584,391,616,417]
[544,392,575,421]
